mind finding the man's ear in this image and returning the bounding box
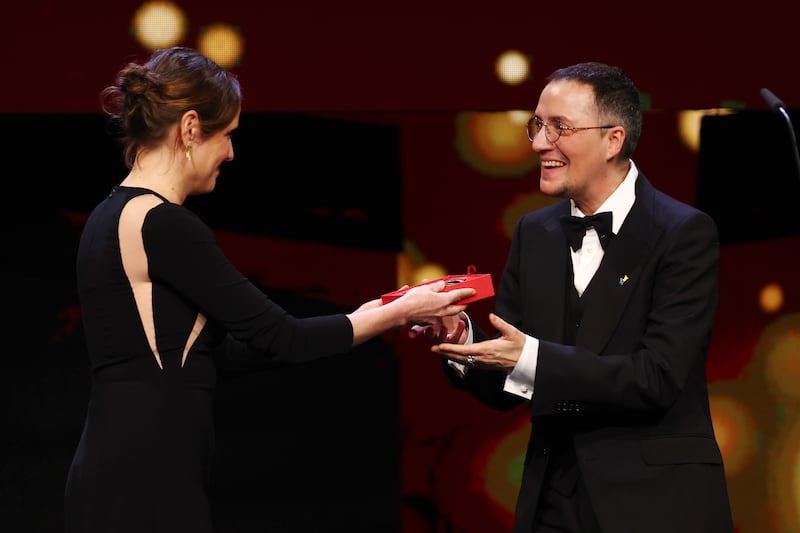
[606,126,626,160]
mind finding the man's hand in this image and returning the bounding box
[432,313,524,371]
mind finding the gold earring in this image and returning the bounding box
[185,144,192,161]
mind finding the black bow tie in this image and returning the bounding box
[560,212,613,252]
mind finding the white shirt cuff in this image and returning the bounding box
[503,334,538,399]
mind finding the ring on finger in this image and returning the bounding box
[466,354,475,367]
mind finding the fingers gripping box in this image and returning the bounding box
[380,265,494,305]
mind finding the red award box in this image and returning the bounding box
[380,266,494,305]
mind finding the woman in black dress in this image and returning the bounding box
[64,46,473,533]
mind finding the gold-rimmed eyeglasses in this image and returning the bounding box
[526,116,616,143]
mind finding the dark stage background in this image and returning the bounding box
[3,2,800,532]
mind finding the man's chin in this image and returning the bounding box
[539,180,566,198]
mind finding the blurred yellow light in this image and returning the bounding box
[411,262,447,286]
[495,50,530,86]
[759,282,784,313]
[507,110,530,125]
[132,1,188,50]
[396,252,415,289]
[677,108,735,152]
[197,23,244,68]
[771,421,800,531]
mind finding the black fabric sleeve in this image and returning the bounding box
[142,203,353,362]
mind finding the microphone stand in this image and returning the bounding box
[761,88,800,183]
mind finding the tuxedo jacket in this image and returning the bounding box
[446,174,735,533]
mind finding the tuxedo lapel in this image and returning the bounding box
[525,204,573,343]
[576,176,663,353]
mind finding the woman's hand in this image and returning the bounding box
[396,280,474,326]
[408,312,468,345]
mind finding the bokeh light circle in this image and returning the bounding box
[500,192,560,239]
[760,314,800,401]
[481,418,530,516]
[410,262,447,286]
[759,282,784,314]
[396,252,416,289]
[197,23,244,68]
[495,50,530,86]
[709,393,758,477]
[771,421,800,531]
[131,1,188,50]
[454,111,539,177]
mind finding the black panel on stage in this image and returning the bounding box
[186,112,403,252]
[4,112,402,252]
[697,110,800,245]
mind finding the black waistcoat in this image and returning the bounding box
[542,258,583,496]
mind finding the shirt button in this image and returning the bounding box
[521,385,529,394]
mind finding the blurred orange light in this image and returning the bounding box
[709,394,758,477]
[454,111,539,177]
[759,282,784,314]
[197,23,244,68]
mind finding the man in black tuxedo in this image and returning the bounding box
[422,62,735,532]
